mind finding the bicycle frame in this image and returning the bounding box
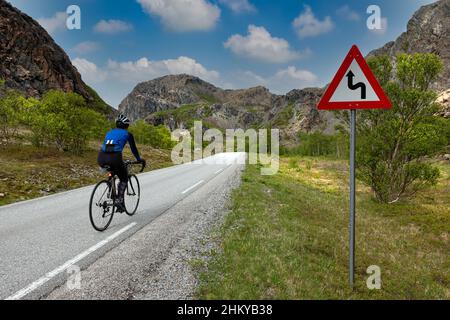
[90,160,145,231]
[104,162,140,206]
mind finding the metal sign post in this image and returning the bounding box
[317,45,392,289]
[349,109,356,287]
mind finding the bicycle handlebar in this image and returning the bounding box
[125,160,146,173]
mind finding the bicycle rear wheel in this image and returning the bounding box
[124,174,140,216]
[89,180,114,231]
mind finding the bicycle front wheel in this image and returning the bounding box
[89,180,114,231]
[125,174,140,216]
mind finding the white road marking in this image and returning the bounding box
[181,180,204,194]
[5,222,137,300]
[214,168,224,174]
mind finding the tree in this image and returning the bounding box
[0,81,25,145]
[129,120,174,149]
[356,53,449,202]
[290,130,348,158]
[22,90,108,153]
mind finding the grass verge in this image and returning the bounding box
[197,157,449,299]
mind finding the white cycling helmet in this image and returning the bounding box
[116,114,131,127]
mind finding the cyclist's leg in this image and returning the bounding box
[112,154,128,211]
[97,150,109,168]
[117,172,127,202]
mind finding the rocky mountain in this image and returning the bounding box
[119,74,224,121]
[368,0,450,116]
[0,0,112,114]
[119,74,335,145]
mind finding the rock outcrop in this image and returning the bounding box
[437,88,450,118]
[369,0,450,117]
[119,74,222,121]
[368,0,450,91]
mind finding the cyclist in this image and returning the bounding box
[98,114,146,213]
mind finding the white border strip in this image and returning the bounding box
[5,222,137,300]
[181,180,204,195]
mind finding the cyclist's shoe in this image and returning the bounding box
[115,200,126,213]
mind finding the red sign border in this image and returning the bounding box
[317,45,392,110]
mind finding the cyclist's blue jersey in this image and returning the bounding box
[101,128,141,160]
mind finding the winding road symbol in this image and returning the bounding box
[346,70,366,99]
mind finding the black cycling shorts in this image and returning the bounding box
[97,151,128,182]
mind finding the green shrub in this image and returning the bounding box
[0,84,25,144]
[355,53,449,202]
[288,157,299,169]
[271,103,294,127]
[286,131,349,158]
[84,85,112,114]
[129,120,174,149]
[22,90,108,153]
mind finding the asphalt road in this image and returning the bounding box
[0,152,245,300]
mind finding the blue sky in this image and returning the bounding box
[8,0,436,107]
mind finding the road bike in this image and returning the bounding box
[89,160,145,231]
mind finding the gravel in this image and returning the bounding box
[44,163,244,300]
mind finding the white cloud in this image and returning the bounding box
[73,41,101,54]
[37,11,66,34]
[369,17,388,35]
[163,57,220,80]
[93,19,133,34]
[72,58,107,83]
[73,56,219,86]
[271,66,317,91]
[137,0,220,32]
[106,56,220,83]
[224,25,305,63]
[273,66,317,83]
[219,0,256,13]
[292,6,334,38]
[240,71,267,85]
[336,5,361,22]
[229,67,318,94]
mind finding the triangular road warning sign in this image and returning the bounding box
[317,45,391,110]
